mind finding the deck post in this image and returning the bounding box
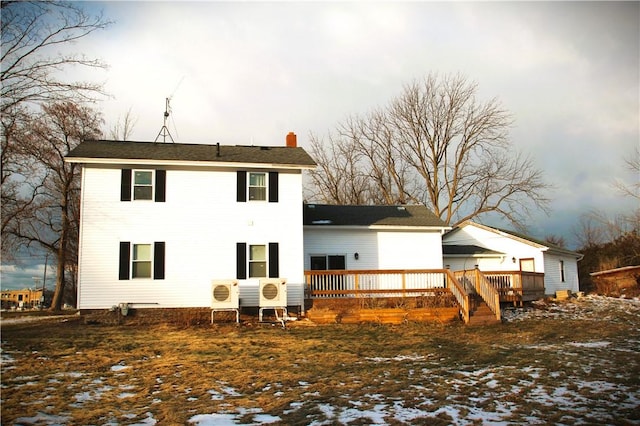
[354,272,359,298]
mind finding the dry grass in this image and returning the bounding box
[2,296,640,425]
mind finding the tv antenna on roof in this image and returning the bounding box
[154,97,175,143]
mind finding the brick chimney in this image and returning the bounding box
[286,131,297,148]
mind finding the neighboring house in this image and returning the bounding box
[303,204,450,271]
[443,221,583,295]
[65,134,316,311]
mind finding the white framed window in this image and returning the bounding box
[560,260,566,282]
[249,244,267,277]
[133,170,154,200]
[119,241,165,280]
[248,172,266,201]
[132,244,152,278]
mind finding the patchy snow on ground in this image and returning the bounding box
[2,295,639,425]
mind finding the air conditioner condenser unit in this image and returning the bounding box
[211,279,240,310]
[259,278,287,308]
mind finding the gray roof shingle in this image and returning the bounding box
[303,204,448,228]
[66,140,317,167]
[442,245,504,256]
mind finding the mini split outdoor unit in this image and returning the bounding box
[211,279,239,310]
[259,278,287,308]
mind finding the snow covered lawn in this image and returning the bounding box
[2,295,639,425]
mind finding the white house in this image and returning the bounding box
[65,133,316,311]
[303,204,450,271]
[442,221,583,295]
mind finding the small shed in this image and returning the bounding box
[590,265,640,295]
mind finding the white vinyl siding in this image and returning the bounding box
[77,166,305,309]
[544,253,579,295]
[304,228,444,271]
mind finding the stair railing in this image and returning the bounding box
[445,270,470,324]
[474,269,501,321]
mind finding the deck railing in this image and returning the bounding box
[483,271,545,303]
[304,269,470,324]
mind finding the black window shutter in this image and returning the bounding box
[268,172,278,203]
[119,242,130,280]
[153,242,165,280]
[121,169,132,201]
[268,242,279,278]
[237,171,247,202]
[155,170,166,202]
[236,242,247,279]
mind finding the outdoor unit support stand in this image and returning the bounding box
[211,308,240,324]
[259,307,287,328]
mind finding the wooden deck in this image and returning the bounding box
[304,269,545,324]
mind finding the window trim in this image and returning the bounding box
[248,172,267,201]
[249,244,267,278]
[132,243,153,279]
[133,170,154,201]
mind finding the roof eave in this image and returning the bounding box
[304,224,450,231]
[64,156,317,170]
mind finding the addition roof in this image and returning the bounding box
[65,140,317,168]
[442,245,504,257]
[446,220,583,259]
[303,204,449,229]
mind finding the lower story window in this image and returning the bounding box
[133,244,152,278]
[249,245,267,277]
[119,241,165,280]
[310,254,346,270]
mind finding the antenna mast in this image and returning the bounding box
[154,97,175,143]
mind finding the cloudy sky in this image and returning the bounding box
[1,1,638,290]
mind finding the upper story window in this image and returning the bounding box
[133,171,153,200]
[248,173,266,201]
[121,169,166,202]
[237,171,278,203]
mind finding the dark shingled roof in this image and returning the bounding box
[303,204,448,228]
[66,140,317,167]
[442,245,504,256]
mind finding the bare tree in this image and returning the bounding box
[1,1,112,114]
[613,146,640,201]
[544,234,567,249]
[307,73,550,228]
[1,0,110,279]
[109,107,138,140]
[4,102,103,310]
[307,133,369,205]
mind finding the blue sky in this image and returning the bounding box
[1,1,638,290]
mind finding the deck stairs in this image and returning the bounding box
[456,274,501,326]
[468,293,501,326]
